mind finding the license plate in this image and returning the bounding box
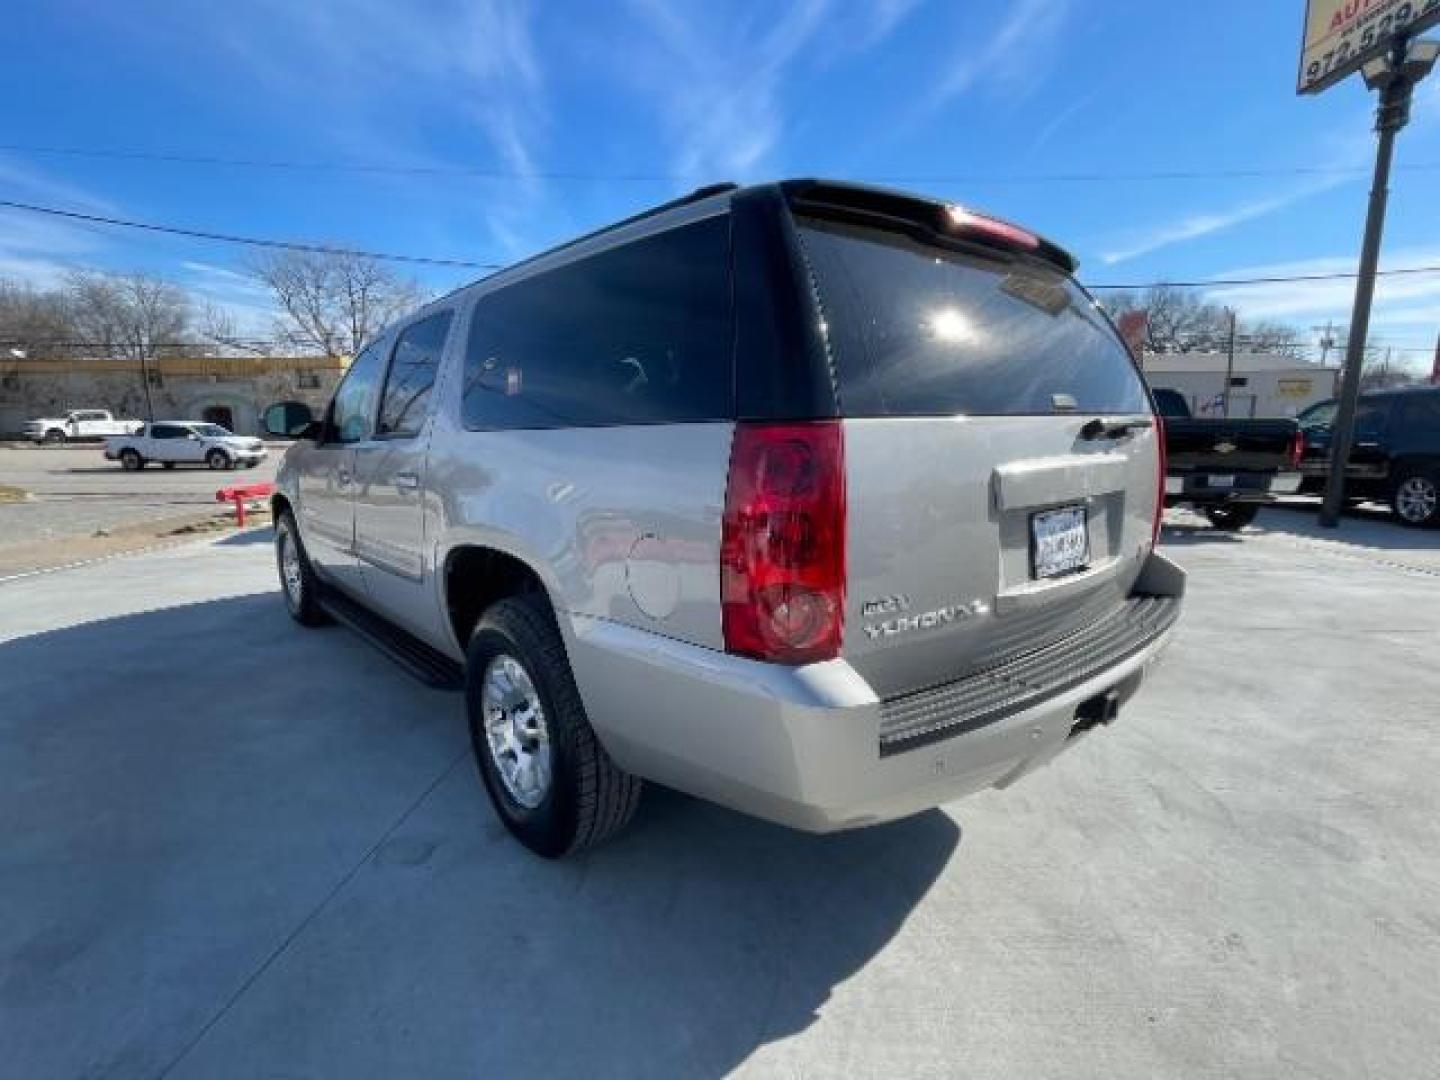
[1031,506,1089,579]
[1208,474,1235,489]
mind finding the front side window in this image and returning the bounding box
[461,215,732,430]
[797,218,1148,417]
[378,311,453,438]
[150,424,185,440]
[330,340,388,444]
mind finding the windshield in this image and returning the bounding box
[796,218,1148,417]
[1299,402,1337,430]
[192,424,232,437]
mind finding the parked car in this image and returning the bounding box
[22,409,142,444]
[1151,387,1303,530]
[1298,386,1440,526]
[104,421,267,471]
[267,179,1185,858]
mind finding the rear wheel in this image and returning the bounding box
[206,449,231,470]
[120,448,143,471]
[275,510,328,626]
[1391,467,1439,528]
[465,595,641,858]
[1203,503,1260,531]
[43,429,65,445]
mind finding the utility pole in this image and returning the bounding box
[1222,308,1237,419]
[1321,36,1438,528]
[137,348,156,423]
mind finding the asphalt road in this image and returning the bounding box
[0,444,282,549]
[2,511,1438,1078]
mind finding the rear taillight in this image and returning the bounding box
[1152,414,1167,548]
[721,421,846,665]
[944,205,1040,251]
[1288,428,1305,470]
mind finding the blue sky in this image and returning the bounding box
[3,0,1439,367]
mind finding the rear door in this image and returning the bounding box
[147,423,198,463]
[352,309,454,637]
[794,214,1158,699]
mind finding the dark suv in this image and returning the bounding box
[1299,386,1440,526]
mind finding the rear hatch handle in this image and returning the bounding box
[1078,416,1154,442]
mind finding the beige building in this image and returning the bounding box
[0,354,349,436]
[1141,352,1339,418]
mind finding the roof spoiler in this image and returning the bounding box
[779,178,1078,276]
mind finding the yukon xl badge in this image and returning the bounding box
[862,594,990,640]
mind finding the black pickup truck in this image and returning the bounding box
[1152,388,1304,530]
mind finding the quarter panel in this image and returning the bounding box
[426,419,735,652]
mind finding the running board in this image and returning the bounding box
[317,586,464,691]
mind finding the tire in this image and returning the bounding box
[43,429,66,445]
[1203,503,1260,531]
[206,449,231,470]
[1390,466,1439,528]
[465,595,641,858]
[162,462,176,470]
[120,448,144,471]
[275,510,329,626]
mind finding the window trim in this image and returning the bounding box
[374,308,455,442]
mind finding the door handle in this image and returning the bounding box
[394,471,420,490]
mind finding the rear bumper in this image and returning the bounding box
[567,552,1184,833]
[1165,470,1301,504]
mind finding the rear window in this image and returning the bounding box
[797,219,1148,417]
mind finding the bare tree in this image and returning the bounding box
[65,270,193,360]
[1098,286,1304,357]
[0,278,78,358]
[250,251,424,356]
[198,303,266,356]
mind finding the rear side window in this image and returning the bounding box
[461,215,732,430]
[379,311,453,438]
[1398,393,1440,430]
[797,219,1148,417]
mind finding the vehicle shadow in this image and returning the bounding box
[1259,497,1440,552]
[216,526,275,546]
[0,592,958,1079]
[1157,521,1245,545]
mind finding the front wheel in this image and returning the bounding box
[206,449,231,470]
[1203,503,1260,531]
[120,448,144,471]
[1391,467,1439,528]
[275,511,328,626]
[43,430,66,445]
[466,595,641,858]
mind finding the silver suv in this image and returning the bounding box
[267,180,1184,858]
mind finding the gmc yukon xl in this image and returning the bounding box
[267,180,1185,857]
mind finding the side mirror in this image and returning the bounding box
[262,401,317,439]
[187,432,199,441]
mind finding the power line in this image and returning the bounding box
[4,194,1440,292]
[0,198,501,271]
[4,141,1439,185]
[1087,265,1440,290]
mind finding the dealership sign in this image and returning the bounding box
[1298,0,1440,93]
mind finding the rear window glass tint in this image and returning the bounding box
[461,215,732,429]
[797,219,1148,417]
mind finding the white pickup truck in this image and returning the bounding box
[104,421,267,471]
[23,409,142,444]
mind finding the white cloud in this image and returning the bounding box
[1198,248,1440,358]
[622,0,833,179]
[921,0,1071,114]
[1097,176,1350,265]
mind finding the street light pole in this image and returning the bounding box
[1320,37,1436,528]
[1222,308,1237,419]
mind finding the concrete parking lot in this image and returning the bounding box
[2,509,1438,1078]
